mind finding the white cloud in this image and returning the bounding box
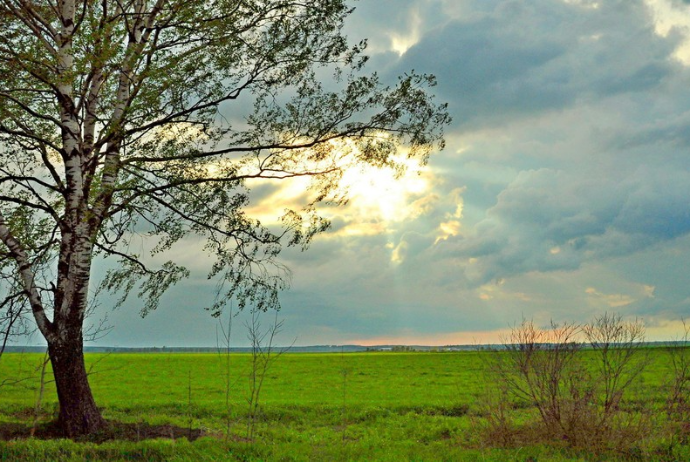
[645,0,690,64]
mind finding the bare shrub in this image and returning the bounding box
[478,371,518,447]
[245,309,291,443]
[216,305,236,442]
[582,313,649,440]
[666,320,690,428]
[483,313,650,450]
[487,319,594,445]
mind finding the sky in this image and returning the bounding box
[67,0,690,348]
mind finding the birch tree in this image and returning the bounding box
[0,0,449,436]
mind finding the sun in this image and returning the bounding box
[242,136,433,237]
[338,157,428,223]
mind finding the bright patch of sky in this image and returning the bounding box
[645,0,690,64]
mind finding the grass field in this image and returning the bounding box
[0,350,688,461]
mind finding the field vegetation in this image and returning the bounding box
[0,335,689,461]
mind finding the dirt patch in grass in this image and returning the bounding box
[0,420,205,443]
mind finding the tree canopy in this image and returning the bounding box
[0,0,449,436]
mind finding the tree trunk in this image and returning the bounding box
[48,336,106,437]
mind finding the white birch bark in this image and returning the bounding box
[0,212,55,342]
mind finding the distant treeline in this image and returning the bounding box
[2,341,686,354]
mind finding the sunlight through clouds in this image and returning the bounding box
[645,0,690,64]
[337,155,429,224]
[435,187,465,243]
[477,282,533,303]
[585,287,636,308]
[241,137,440,241]
[244,176,312,224]
[389,10,423,55]
[585,282,657,309]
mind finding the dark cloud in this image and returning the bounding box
[445,163,690,285]
[389,0,678,129]
[614,167,690,239]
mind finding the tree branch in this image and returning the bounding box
[0,211,54,341]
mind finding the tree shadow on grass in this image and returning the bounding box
[0,420,205,443]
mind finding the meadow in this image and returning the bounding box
[0,350,688,461]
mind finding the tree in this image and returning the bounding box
[0,0,449,436]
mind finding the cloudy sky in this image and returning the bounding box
[80,0,690,348]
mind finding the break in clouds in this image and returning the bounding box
[98,0,690,347]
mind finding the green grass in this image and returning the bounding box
[0,350,687,461]
[1,352,487,412]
